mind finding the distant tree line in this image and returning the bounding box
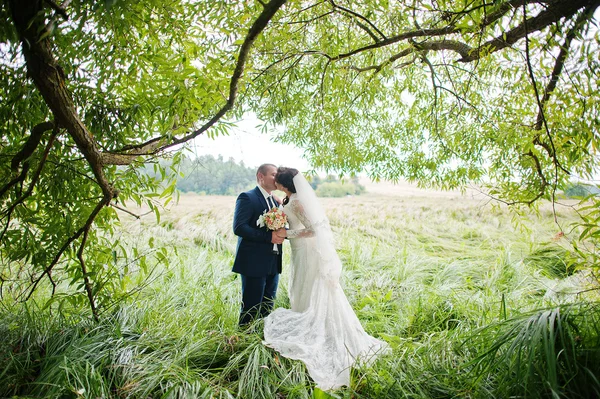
[144,156,365,196]
[561,183,600,199]
[174,155,256,195]
[309,175,365,197]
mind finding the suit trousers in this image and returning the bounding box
[239,273,279,326]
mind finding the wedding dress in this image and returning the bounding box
[263,173,389,391]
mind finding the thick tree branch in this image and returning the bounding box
[1,127,58,242]
[9,0,116,200]
[459,0,599,62]
[9,0,287,201]
[349,48,416,72]
[0,121,55,200]
[414,39,474,60]
[331,25,460,62]
[43,0,68,19]
[314,0,598,71]
[105,0,288,162]
[10,121,54,172]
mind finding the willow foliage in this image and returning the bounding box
[1,0,598,315]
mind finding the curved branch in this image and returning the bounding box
[105,0,288,163]
[331,25,460,62]
[520,3,575,208]
[0,121,55,200]
[534,4,597,130]
[8,0,116,200]
[415,39,474,60]
[459,0,598,62]
[527,4,598,190]
[76,213,99,321]
[522,2,580,190]
[328,0,387,41]
[1,127,59,242]
[43,0,68,20]
[311,0,597,69]
[10,121,54,172]
[23,195,111,303]
[348,48,417,72]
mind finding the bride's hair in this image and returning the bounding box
[275,167,299,205]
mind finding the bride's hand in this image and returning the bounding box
[274,228,287,239]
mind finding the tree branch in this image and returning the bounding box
[0,121,55,200]
[304,0,597,69]
[535,4,597,130]
[414,39,474,60]
[8,0,116,200]
[328,0,387,41]
[521,4,560,208]
[1,127,58,242]
[528,4,598,185]
[23,195,111,303]
[331,25,460,62]
[459,0,598,62]
[110,202,141,219]
[348,48,417,72]
[43,0,68,20]
[76,210,99,322]
[105,0,288,162]
[10,121,55,172]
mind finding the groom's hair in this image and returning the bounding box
[256,163,276,182]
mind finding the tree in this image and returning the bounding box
[1,0,599,318]
[248,0,599,204]
[1,0,287,319]
[149,155,257,195]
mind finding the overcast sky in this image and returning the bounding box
[190,114,312,172]
[190,115,599,183]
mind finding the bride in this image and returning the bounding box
[263,167,389,391]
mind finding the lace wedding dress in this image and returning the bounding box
[263,174,389,390]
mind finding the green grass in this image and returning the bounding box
[1,193,599,398]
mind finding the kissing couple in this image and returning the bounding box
[232,163,389,390]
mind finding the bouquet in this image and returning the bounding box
[257,207,287,254]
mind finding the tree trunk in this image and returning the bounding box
[8,0,115,199]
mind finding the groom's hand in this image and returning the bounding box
[271,231,285,244]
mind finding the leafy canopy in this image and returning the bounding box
[1,0,599,317]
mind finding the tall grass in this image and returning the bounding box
[1,192,599,398]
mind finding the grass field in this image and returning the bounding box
[1,181,599,398]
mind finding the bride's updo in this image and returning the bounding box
[275,167,299,205]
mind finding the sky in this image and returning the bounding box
[188,116,599,183]
[190,114,312,172]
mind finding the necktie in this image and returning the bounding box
[267,195,275,210]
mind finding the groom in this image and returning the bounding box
[232,163,284,327]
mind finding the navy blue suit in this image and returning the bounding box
[232,186,282,325]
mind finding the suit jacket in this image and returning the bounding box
[232,186,282,277]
